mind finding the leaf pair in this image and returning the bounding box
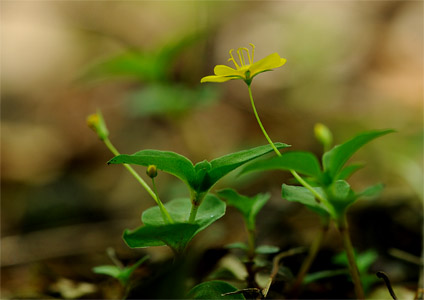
[108,143,290,202]
[93,255,149,286]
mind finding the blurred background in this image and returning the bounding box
[1,1,422,298]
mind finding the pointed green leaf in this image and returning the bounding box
[119,255,150,285]
[217,188,270,230]
[92,265,121,279]
[282,184,330,217]
[108,150,196,188]
[335,163,364,180]
[142,194,225,236]
[323,129,394,179]
[123,223,200,253]
[241,151,322,180]
[206,143,290,190]
[187,280,245,299]
[356,183,384,199]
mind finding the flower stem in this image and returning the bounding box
[248,85,281,156]
[103,137,173,223]
[247,86,329,206]
[338,216,365,299]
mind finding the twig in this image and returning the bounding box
[376,271,398,300]
[262,247,306,298]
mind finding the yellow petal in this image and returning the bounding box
[249,53,286,77]
[214,65,241,76]
[201,75,234,83]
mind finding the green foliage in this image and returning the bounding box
[92,255,149,286]
[322,129,394,181]
[217,188,270,230]
[242,151,322,179]
[187,281,245,299]
[333,250,379,294]
[126,84,218,118]
[124,195,225,253]
[108,143,289,197]
[242,129,392,221]
[142,195,226,234]
[80,31,206,83]
[281,184,330,218]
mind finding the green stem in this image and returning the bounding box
[247,86,329,206]
[248,85,281,156]
[188,204,199,223]
[152,178,174,224]
[291,223,328,297]
[247,228,256,260]
[338,216,365,299]
[103,137,173,223]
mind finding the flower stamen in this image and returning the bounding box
[228,49,240,69]
[249,43,255,62]
[237,49,245,67]
[242,47,252,65]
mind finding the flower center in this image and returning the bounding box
[228,43,255,70]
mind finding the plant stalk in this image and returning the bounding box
[103,137,173,223]
[338,216,365,299]
[247,86,329,206]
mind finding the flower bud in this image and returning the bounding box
[314,123,332,151]
[146,165,158,178]
[87,110,109,141]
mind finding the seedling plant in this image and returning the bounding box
[88,44,392,299]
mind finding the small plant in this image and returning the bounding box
[88,43,393,299]
[92,248,149,299]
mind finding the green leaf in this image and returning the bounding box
[108,150,196,188]
[225,242,248,251]
[123,223,201,253]
[335,163,364,180]
[187,280,245,299]
[255,245,280,255]
[241,151,322,180]
[323,129,394,179]
[142,194,226,235]
[207,143,290,191]
[92,255,149,286]
[92,265,121,279]
[356,183,384,199]
[109,144,289,195]
[282,184,330,217]
[217,188,270,230]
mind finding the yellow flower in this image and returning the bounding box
[201,44,286,86]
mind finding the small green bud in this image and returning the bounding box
[87,110,109,141]
[314,123,333,151]
[146,165,158,178]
